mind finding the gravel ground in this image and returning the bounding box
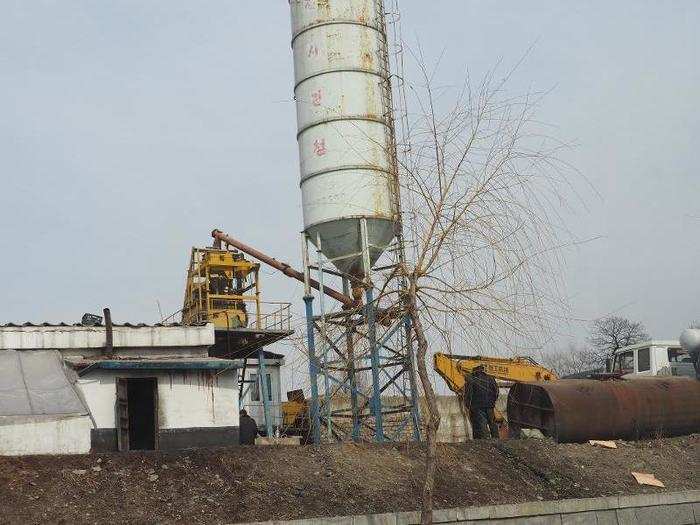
[0,434,697,524]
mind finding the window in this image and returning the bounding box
[250,373,272,402]
[637,347,650,372]
[615,351,634,373]
[668,348,692,363]
[250,373,259,402]
[266,373,273,402]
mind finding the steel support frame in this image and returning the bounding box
[300,228,421,444]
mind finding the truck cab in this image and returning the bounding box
[611,340,695,378]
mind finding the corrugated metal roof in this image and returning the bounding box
[0,322,203,328]
[0,323,215,350]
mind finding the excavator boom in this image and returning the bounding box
[434,352,557,395]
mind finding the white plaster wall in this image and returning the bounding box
[159,369,237,428]
[0,415,92,456]
[76,369,239,430]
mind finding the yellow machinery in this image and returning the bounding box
[433,352,557,436]
[280,389,310,441]
[434,353,557,392]
[182,247,261,329]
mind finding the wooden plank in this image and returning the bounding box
[116,378,129,451]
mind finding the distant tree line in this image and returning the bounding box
[541,315,649,377]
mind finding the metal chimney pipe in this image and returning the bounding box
[103,307,113,355]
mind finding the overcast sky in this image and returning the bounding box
[1,2,698,377]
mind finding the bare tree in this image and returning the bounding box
[394,52,576,524]
[539,343,600,377]
[587,316,649,365]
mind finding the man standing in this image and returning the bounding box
[463,365,500,439]
[239,409,259,445]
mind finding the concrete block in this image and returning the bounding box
[616,507,638,525]
[622,503,695,525]
[320,517,354,525]
[461,504,495,521]
[594,509,619,525]
[560,511,598,525]
[494,501,556,519]
[693,502,700,524]
[352,513,397,525]
[486,517,562,525]
[288,516,353,525]
[273,517,351,525]
[395,511,421,525]
[432,507,466,523]
[558,495,619,514]
[617,490,700,509]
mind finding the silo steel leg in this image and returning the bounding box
[304,295,321,445]
[343,278,361,441]
[366,288,384,442]
[257,347,274,439]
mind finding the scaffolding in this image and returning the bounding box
[300,224,420,443]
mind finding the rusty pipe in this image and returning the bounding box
[507,377,700,443]
[211,229,357,309]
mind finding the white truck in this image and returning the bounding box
[610,339,696,378]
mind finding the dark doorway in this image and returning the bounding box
[117,378,158,451]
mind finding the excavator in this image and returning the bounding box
[433,352,557,437]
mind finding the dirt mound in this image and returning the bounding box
[0,435,697,524]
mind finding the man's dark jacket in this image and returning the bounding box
[464,371,498,409]
[239,414,258,445]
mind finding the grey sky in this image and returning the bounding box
[1,1,698,376]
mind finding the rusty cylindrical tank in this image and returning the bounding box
[507,377,700,443]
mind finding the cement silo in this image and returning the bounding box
[290,0,396,278]
[289,1,420,446]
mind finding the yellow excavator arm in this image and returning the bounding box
[434,352,558,395]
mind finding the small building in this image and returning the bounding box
[0,322,243,455]
[0,318,293,456]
